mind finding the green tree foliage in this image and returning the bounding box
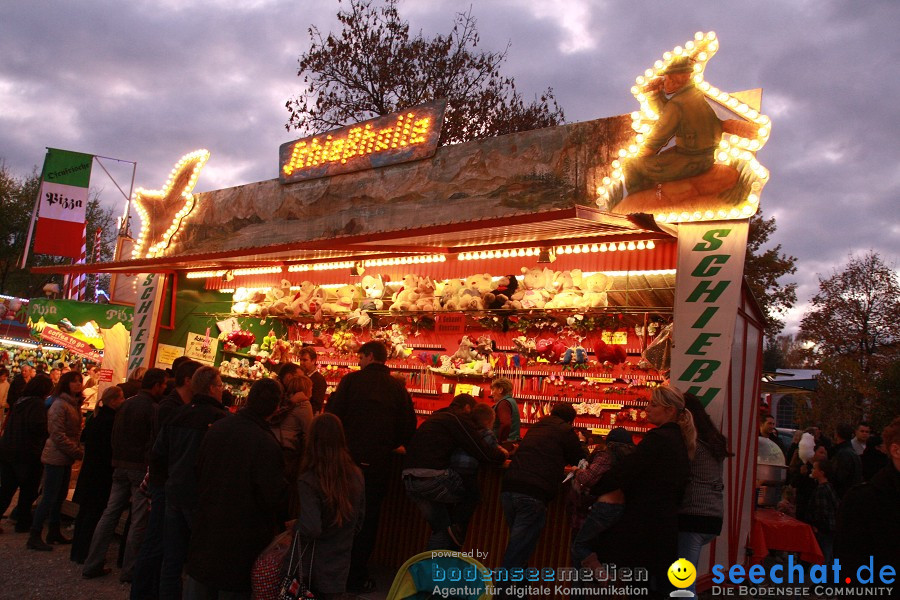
[285,0,565,146]
[744,210,798,338]
[800,251,900,374]
[0,161,115,300]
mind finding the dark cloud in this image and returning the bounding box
[1,0,897,332]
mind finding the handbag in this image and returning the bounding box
[251,529,294,600]
[278,528,317,600]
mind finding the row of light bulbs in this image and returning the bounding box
[132,150,210,259]
[192,243,658,278]
[458,240,656,261]
[596,32,772,224]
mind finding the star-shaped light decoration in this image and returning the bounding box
[131,149,210,259]
[596,32,771,224]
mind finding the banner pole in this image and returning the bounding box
[18,149,49,269]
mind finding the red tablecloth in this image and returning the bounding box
[748,508,824,564]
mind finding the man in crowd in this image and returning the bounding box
[759,413,786,459]
[82,368,167,581]
[131,358,202,600]
[151,366,230,600]
[850,421,870,456]
[830,423,863,499]
[296,346,327,413]
[6,363,35,407]
[500,403,586,591]
[184,378,285,599]
[835,417,899,574]
[403,393,507,550]
[327,340,416,593]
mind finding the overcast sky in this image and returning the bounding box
[2,0,898,334]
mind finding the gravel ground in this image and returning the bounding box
[0,520,130,600]
[0,502,390,600]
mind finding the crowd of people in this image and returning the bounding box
[0,343,897,599]
[765,413,898,571]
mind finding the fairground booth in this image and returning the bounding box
[40,33,771,593]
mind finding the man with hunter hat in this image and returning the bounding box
[622,56,723,195]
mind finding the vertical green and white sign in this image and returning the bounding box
[127,274,163,373]
[671,221,749,412]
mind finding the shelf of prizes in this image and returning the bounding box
[210,305,667,439]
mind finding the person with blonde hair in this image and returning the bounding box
[587,385,693,596]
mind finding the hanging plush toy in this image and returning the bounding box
[260,329,277,352]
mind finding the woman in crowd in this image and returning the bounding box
[271,372,314,516]
[70,385,125,563]
[589,385,694,597]
[118,366,146,399]
[678,393,732,595]
[27,370,85,551]
[0,374,54,534]
[294,413,365,599]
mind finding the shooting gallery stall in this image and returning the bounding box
[39,32,770,593]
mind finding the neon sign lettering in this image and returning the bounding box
[278,99,446,183]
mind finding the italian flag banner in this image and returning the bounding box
[33,148,93,258]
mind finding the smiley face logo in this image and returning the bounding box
[667,558,696,588]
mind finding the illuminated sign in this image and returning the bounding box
[596,32,771,224]
[278,99,447,183]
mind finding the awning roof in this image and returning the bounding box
[34,206,672,275]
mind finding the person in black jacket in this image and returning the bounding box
[131,359,202,600]
[70,385,125,563]
[0,374,53,533]
[326,340,416,593]
[835,417,900,575]
[151,366,230,600]
[82,368,167,581]
[500,403,586,580]
[589,385,694,598]
[403,394,507,550]
[830,422,863,499]
[183,378,285,598]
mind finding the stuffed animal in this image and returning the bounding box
[581,272,613,308]
[535,337,568,363]
[360,274,387,311]
[260,330,277,352]
[511,267,556,309]
[284,281,323,316]
[452,335,479,362]
[390,274,420,312]
[455,282,485,311]
[321,284,359,315]
[594,339,627,365]
[485,275,519,309]
[561,344,588,369]
[441,279,465,311]
[474,334,494,360]
[414,276,439,311]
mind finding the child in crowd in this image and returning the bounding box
[568,427,635,568]
[809,458,839,563]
